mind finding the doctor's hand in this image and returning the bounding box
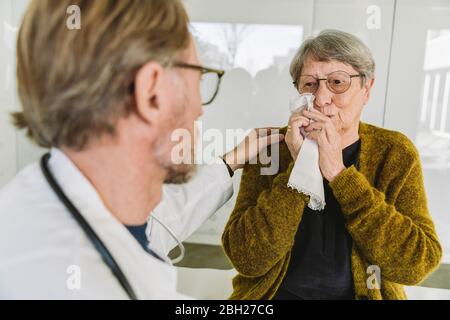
[222,127,284,172]
[302,109,346,182]
[285,112,310,160]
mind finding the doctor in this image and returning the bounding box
[0,0,283,299]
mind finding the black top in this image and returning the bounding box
[274,139,361,300]
[126,223,164,262]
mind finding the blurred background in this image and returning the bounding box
[1,0,449,299]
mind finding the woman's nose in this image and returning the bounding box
[314,81,333,108]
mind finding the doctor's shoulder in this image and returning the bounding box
[0,162,118,299]
[0,162,55,214]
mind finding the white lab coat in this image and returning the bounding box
[0,148,233,299]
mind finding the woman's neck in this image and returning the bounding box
[340,123,360,149]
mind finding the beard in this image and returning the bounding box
[158,121,198,184]
[164,162,197,184]
[158,88,198,185]
[165,129,198,184]
[155,130,197,184]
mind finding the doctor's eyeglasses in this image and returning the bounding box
[294,70,363,95]
[174,62,225,106]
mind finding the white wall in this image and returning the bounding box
[0,0,44,188]
[0,0,17,186]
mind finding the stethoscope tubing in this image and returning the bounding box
[40,153,138,300]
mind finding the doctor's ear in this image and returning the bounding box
[133,62,165,125]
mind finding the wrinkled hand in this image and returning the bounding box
[222,127,284,172]
[302,109,346,182]
[285,112,310,160]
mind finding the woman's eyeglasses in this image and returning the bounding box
[174,62,225,105]
[294,70,363,95]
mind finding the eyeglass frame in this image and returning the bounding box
[173,62,225,105]
[293,70,364,95]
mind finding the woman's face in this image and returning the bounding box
[299,56,374,134]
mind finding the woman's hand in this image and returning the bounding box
[222,127,284,172]
[285,113,310,160]
[302,109,346,182]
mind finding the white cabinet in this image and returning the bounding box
[385,0,450,264]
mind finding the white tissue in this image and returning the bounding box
[287,93,326,211]
[289,93,315,113]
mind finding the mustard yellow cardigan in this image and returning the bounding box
[222,122,442,300]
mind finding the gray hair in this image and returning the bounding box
[13,0,190,151]
[290,29,375,86]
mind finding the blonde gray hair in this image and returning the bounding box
[13,0,190,150]
[290,29,375,86]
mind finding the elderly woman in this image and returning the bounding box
[222,29,442,300]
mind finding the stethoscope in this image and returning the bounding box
[40,153,186,300]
